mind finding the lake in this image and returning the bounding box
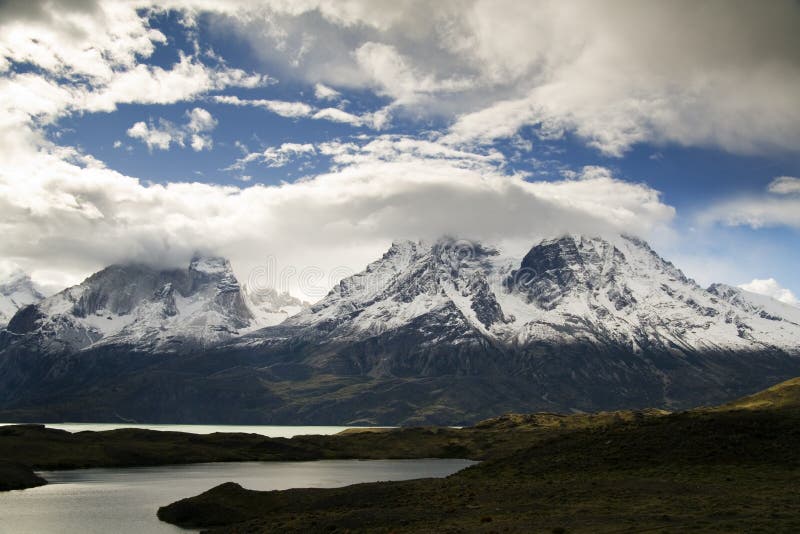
[0,459,476,533]
[0,423,383,438]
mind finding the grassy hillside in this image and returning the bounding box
[718,376,800,411]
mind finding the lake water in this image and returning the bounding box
[0,423,386,438]
[0,459,475,533]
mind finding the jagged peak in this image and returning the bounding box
[242,283,307,307]
[708,282,738,296]
[383,237,499,265]
[0,270,43,297]
[189,254,234,276]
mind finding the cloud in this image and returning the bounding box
[700,176,800,230]
[228,142,316,170]
[186,107,218,151]
[739,278,800,307]
[81,54,265,113]
[352,41,472,104]
[313,83,340,100]
[126,107,217,152]
[768,176,800,195]
[312,107,389,129]
[0,1,789,299]
[8,1,797,158]
[212,94,313,118]
[127,120,178,151]
[0,134,674,298]
[0,0,162,82]
[0,1,265,155]
[213,94,389,128]
[702,197,800,229]
[211,0,800,157]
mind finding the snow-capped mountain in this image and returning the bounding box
[244,234,800,357]
[0,271,44,327]
[242,284,307,327]
[1,235,798,425]
[3,256,257,353]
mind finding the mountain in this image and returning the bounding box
[0,272,45,328]
[0,235,798,425]
[242,284,307,327]
[244,234,800,356]
[1,256,256,353]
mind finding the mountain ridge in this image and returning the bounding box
[0,234,798,424]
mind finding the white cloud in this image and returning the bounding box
[229,142,317,170]
[353,41,472,105]
[739,278,800,307]
[0,2,265,152]
[0,0,164,82]
[81,54,265,113]
[211,0,800,157]
[11,1,794,158]
[768,176,800,195]
[703,197,800,229]
[213,94,389,128]
[0,134,674,298]
[127,120,178,151]
[314,83,340,100]
[0,1,793,299]
[700,176,800,230]
[212,95,313,118]
[126,107,217,152]
[186,107,218,151]
[312,108,365,126]
[311,107,390,129]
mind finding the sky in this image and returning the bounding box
[0,0,799,304]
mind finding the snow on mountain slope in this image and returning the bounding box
[242,284,308,327]
[6,235,799,361]
[0,272,44,327]
[280,239,502,340]
[708,282,800,327]
[253,235,800,356]
[492,234,798,352]
[3,256,258,353]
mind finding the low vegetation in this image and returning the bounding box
[158,377,800,532]
[3,377,800,532]
[0,462,46,491]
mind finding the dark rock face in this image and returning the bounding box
[6,305,45,335]
[71,265,178,317]
[509,236,637,311]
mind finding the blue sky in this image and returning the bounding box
[1,1,799,304]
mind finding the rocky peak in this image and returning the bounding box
[242,284,307,327]
[3,255,256,353]
[0,271,45,327]
[508,235,628,309]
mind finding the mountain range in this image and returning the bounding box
[0,234,798,425]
